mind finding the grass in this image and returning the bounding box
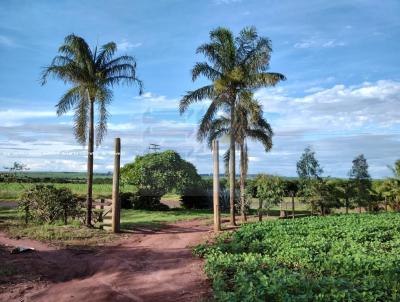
[121,208,219,229]
[0,206,220,244]
[0,206,115,246]
[0,182,135,201]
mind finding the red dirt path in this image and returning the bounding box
[0,220,213,302]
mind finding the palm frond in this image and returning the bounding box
[191,62,222,81]
[179,85,214,114]
[73,92,89,145]
[56,86,81,115]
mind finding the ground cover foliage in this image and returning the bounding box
[195,213,400,301]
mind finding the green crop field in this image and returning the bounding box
[0,182,135,201]
[195,213,400,301]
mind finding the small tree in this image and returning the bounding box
[350,154,372,212]
[296,146,323,214]
[311,179,341,215]
[121,150,202,209]
[255,174,284,220]
[19,185,78,224]
[3,162,29,187]
[333,178,355,214]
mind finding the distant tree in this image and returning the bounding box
[180,26,285,226]
[350,154,372,212]
[332,178,355,214]
[296,146,323,213]
[379,160,400,211]
[3,162,29,186]
[42,34,142,226]
[255,174,284,220]
[312,179,341,215]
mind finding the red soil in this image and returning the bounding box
[0,220,213,302]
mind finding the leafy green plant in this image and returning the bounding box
[198,213,400,301]
[19,185,80,224]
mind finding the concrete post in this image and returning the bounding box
[213,140,221,232]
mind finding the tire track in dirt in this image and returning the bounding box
[0,220,212,302]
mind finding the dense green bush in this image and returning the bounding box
[197,213,400,301]
[119,190,169,210]
[19,185,81,224]
[119,192,136,209]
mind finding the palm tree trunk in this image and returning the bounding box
[229,105,236,226]
[86,97,94,227]
[240,143,247,223]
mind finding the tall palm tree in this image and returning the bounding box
[207,96,273,222]
[180,26,285,226]
[42,34,142,226]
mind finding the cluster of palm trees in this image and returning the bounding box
[42,26,285,227]
[179,27,285,225]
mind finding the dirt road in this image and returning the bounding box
[0,220,212,302]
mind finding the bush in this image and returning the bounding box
[120,189,169,211]
[198,213,400,301]
[119,192,135,209]
[180,184,212,209]
[19,185,81,224]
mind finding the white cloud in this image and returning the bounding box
[294,38,346,49]
[322,39,346,48]
[117,39,142,51]
[1,82,399,177]
[214,0,242,4]
[0,35,17,47]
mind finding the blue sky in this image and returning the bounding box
[0,0,399,177]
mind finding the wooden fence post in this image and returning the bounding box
[112,138,121,233]
[213,140,221,232]
[291,191,295,219]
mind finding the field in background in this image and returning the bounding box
[0,183,135,201]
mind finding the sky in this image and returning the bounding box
[0,0,399,178]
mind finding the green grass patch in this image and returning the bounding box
[197,213,400,301]
[120,208,216,229]
[0,206,115,246]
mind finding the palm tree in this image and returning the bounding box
[42,34,142,226]
[179,26,285,226]
[207,95,273,222]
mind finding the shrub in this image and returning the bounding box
[119,192,136,209]
[19,185,80,224]
[180,185,212,209]
[132,190,169,210]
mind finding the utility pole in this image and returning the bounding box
[148,143,160,153]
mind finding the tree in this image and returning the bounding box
[121,150,201,201]
[332,178,355,214]
[349,154,372,212]
[311,179,341,215]
[296,146,323,213]
[207,95,273,222]
[42,34,142,226]
[180,26,285,226]
[379,160,400,211]
[2,162,29,187]
[254,174,284,220]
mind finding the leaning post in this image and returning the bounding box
[213,140,221,232]
[112,138,121,233]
